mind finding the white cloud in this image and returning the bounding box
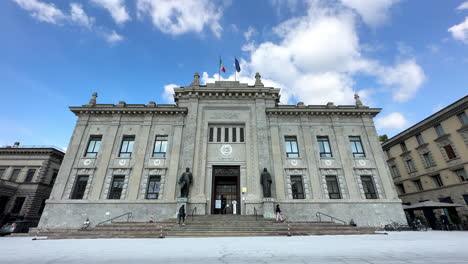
[90,0,130,25]
[340,0,400,27]
[269,0,299,16]
[244,26,256,41]
[136,0,223,37]
[103,30,124,44]
[375,112,408,131]
[163,84,178,103]
[448,17,468,44]
[12,0,65,24]
[70,3,94,29]
[457,1,468,10]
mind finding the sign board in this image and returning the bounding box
[242,187,247,193]
[232,200,237,215]
[215,200,221,209]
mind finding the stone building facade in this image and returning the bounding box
[39,73,405,229]
[382,96,468,227]
[0,144,64,225]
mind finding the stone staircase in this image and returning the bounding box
[24,215,376,239]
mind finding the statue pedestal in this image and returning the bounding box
[263,198,275,219]
[176,197,188,218]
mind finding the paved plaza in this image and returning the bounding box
[1,231,467,264]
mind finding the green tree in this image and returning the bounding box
[379,134,388,142]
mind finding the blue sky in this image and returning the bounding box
[1,0,467,150]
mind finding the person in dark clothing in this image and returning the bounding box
[440,212,450,231]
[178,205,186,226]
[275,204,284,222]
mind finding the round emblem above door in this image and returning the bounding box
[220,145,233,156]
[119,159,127,166]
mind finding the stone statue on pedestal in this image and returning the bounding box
[261,168,272,198]
[178,168,193,198]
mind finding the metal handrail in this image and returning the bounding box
[96,212,133,226]
[316,212,346,225]
[254,207,258,221]
[191,207,197,221]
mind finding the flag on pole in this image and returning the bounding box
[235,57,241,72]
[219,57,226,73]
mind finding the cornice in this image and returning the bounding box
[173,85,281,103]
[0,148,64,158]
[70,105,188,116]
[265,106,381,116]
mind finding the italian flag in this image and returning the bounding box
[219,58,226,73]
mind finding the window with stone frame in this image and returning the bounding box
[10,169,21,182]
[285,136,299,158]
[317,136,332,158]
[361,176,378,199]
[326,175,341,199]
[454,169,467,182]
[400,142,408,152]
[457,112,468,125]
[0,196,9,214]
[349,136,365,158]
[390,165,400,178]
[24,169,36,183]
[153,135,168,157]
[405,159,417,173]
[463,195,468,205]
[434,124,445,137]
[119,135,135,158]
[50,170,58,186]
[396,183,406,194]
[422,152,436,167]
[290,175,305,199]
[431,175,444,187]
[416,134,425,145]
[208,125,245,143]
[108,175,125,199]
[217,127,222,142]
[11,197,25,214]
[85,135,102,157]
[0,168,5,178]
[443,144,457,160]
[146,176,161,199]
[413,179,423,191]
[71,175,89,199]
[209,127,214,142]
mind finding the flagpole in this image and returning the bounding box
[218,56,221,82]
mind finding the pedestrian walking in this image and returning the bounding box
[178,205,186,226]
[275,204,284,222]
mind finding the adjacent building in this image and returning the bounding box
[38,73,405,229]
[0,143,65,225]
[382,95,468,227]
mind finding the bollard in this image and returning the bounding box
[159,225,165,238]
[287,223,291,237]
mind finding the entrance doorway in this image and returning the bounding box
[211,166,240,215]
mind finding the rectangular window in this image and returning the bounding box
[290,175,305,199]
[10,169,21,182]
[423,153,435,167]
[390,165,400,178]
[455,169,467,182]
[406,159,416,172]
[434,124,445,137]
[349,136,365,158]
[153,135,168,158]
[85,135,102,157]
[11,197,25,214]
[326,175,341,199]
[224,128,229,142]
[396,184,405,194]
[400,142,408,152]
[108,175,125,199]
[386,150,391,159]
[463,195,468,205]
[317,136,332,158]
[431,175,443,187]
[119,136,135,157]
[209,127,214,142]
[413,179,423,191]
[217,128,222,142]
[24,169,36,183]
[146,176,161,199]
[416,134,424,145]
[232,127,237,143]
[71,175,89,199]
[361,176,377,199]
[444,145,457,159]
[457,112,468,125]
[0,196,10,214]
[0,168,5,178]
[285,136,299,158]
[240,127,244,142]
[50,170,58,186]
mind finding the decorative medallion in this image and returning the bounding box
[153,159,161,166]
[325,160,332,166]
[84,159,91,166]
[358,160,366,166]
[290,160,298,166]
[119,159,127,166]
[220,145,233,156]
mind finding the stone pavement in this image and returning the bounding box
[1,231,467,264]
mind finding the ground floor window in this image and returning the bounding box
[11,197,25,214]
[0,196,10,214]
[326,175,341,199]
[290,175,304,199]
[108,175,125,199]
[146,176,161,199]
[71,175,89,199]
[361,176,377,199]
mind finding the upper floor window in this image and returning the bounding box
[422,153,435,167]
[431,174,443,187]
[24,169,36,183]
[232,127,237,142]
[153,136,168,158]
[434,124,445,137]
[443,144,457,159]
[71,175,89,199]
[285,136,299,158]
[208,125,245,143]
[217,128,222,142]
[390,165,400,178]
[406,159,417,172]
[349,136,365,158]
[416,134,424,145]
[400,142,408,152]
[454,169,467,182]
[209,127,214,142]
[119,136,135,158]
[290,175,304,199]
[10,169,21,182]
[50,170,58,186]
[457,112,468,125]
[396,183,405,194]
[85,135,102,157]
[0,168,5,178]
[361,176,377,199]
[317,136,332,158]
[386,150,391,159]
[326,175,341,199]
[413,179,423,191]
[108,175,125,199]
[146,176,161,199]
[240,127,245,142]
[11,197,25,214]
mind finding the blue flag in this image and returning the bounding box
[235,57,241,72]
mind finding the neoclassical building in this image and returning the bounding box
[39,73,405,229]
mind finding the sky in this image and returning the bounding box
[0,0,467,150]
